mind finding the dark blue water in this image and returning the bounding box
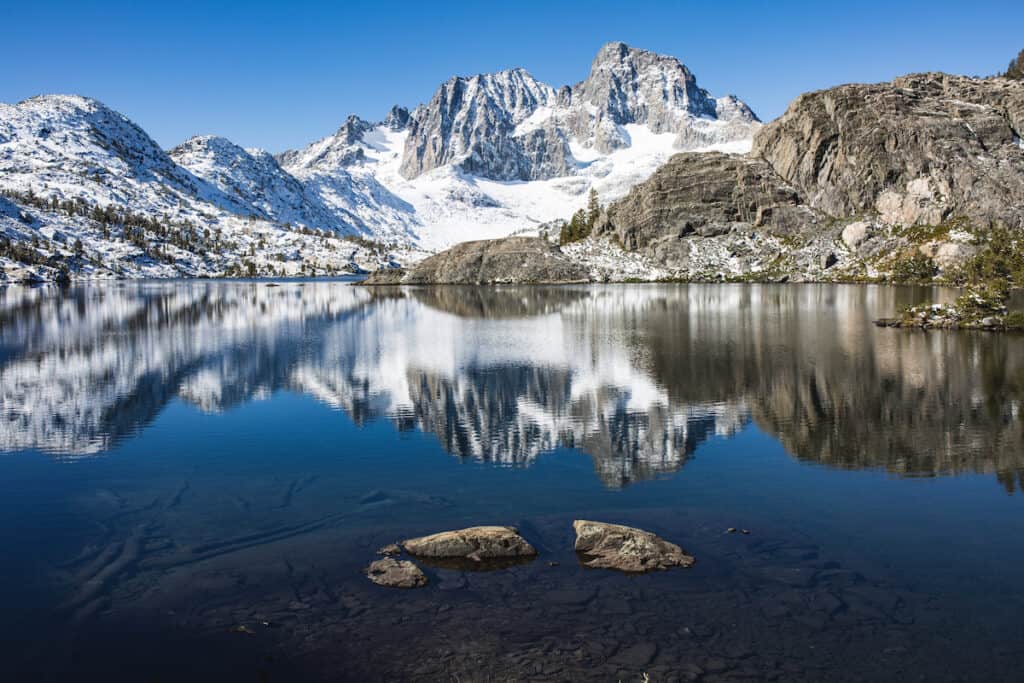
[1,280,1023,682]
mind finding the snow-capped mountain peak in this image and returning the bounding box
[397,42,759,182]
[1,44,762,275]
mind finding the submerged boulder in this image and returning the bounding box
[402,525,537,562]
[573,520,695,573]
[364,558,428,588]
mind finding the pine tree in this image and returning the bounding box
[1006,48,1024,80]
[560,208,592,245]
[586,188,600,228]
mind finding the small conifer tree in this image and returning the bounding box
[1006,48,1024,80]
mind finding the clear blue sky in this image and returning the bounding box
[3,1,1019,153]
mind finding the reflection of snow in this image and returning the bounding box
[0,283,736,486]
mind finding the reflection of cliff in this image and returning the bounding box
[629,285,1024,490]
[2,282,1024,491]
[410,286,588,319]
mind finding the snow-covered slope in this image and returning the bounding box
[168,135,348,231]
[0,95,245,217]
[278,41,761,250]
[0,42,761,277]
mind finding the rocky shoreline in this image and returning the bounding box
[359,236,589,286]
[874,286,1024,332]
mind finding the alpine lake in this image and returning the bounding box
[2,279,1024,682]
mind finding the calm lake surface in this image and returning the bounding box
[2,280,1024,682]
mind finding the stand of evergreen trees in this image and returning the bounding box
[1005,48,1024,80]
[0,187,233,268]
[559,188,602,245]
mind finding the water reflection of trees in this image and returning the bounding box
[2,282,1023,491]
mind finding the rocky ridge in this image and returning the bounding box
[1,42,758,281]
[399,42,759,182]
[361,236,589,285]
[589,72,1024,283]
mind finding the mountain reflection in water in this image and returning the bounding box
[1,280,1021,490]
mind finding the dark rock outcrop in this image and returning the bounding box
[359,268,406,285]
[361,237,590,285]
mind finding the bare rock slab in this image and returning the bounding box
[360,237,590,286]
[364,558,428,588]
[573,520,695,573]
[401,525,537,562]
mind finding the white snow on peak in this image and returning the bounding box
[0,44,763,275]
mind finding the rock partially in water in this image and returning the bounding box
[361,237,590,286]
[364,558,428,588]
[573,520,695,573]
[359,268,406,285]
[376,543,401,557]
[875,286,1024,331]
[402,525,537,562]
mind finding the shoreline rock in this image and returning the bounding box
[402,525,537,562]
[573,520,695,573]
[360,237,590,286]
[875,287,1024,332]
[364,558,428,588]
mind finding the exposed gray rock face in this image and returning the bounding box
[573,520,695,573]
[596,152,821,266]
[841,221,873,251]
[753,73,1024,229]
[596,72,1024,281]
[364,558,428,588]
[399,69,563,181]
[383,105,410,131]
[567,41,759,153]
[362,237,590,285]
[398,42,760,181]
[402,526,536,562]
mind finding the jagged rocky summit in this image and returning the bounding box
[399,41,759,182]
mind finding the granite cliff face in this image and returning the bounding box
[398,42,760,182]
[753,73,1024,229]
[595,72,1024,281]
[398,69,567,181]
[565,41,759,153]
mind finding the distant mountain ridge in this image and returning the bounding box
[0,42,760,280]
